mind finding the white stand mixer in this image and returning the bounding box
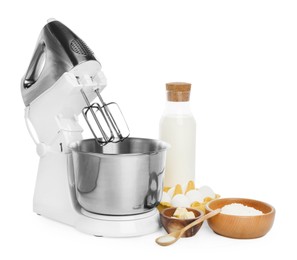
[21,19,161,237]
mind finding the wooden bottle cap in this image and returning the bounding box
[166,82,191,102]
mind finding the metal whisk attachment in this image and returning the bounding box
[81,88,129,145]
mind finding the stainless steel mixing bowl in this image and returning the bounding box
[69,138,169,216]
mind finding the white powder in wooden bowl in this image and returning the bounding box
[221,203,263,216]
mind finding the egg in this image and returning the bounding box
[167,186,175,198]
[171,194,191,207]
[199,185,216,199]
[161,191,171,204]
[186,189,204,203]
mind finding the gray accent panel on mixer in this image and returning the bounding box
[21,20,98,106]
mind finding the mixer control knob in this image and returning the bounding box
[36,143,48,157]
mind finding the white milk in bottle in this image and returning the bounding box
[159,82,196,188]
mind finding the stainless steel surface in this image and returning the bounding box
[21,20,98,106]
[81,88,130,146]
[69,138,169,215]
[95,89,125,141]
[81,89,111,143]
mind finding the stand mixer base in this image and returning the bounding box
[75,208,161,237]
[32,151,161,237]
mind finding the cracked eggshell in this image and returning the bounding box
[199,185,216,199]
[186,189,204,203]
[171,194,191,207]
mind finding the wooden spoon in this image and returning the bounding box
[155,208,221,246]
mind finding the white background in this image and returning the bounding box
[1,0,296,259]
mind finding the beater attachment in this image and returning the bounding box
[81,88,129,145]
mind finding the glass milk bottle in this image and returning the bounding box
[159,82,196,188]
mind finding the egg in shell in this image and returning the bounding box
[161,191,171,204]
[199,185,216,199]
[186,189,204,203]
[171,194,191,207]
[167,184,183,198]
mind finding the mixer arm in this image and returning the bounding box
[24,106,55,157]
[22,19,129,152]
[24,105,73,157]
[21,19,98,107]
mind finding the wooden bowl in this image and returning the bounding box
[160,207,204,237]
[205,198,275,239]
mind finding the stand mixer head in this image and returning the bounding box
[21,18,129,146]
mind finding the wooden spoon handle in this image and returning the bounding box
[180,208,221,234]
